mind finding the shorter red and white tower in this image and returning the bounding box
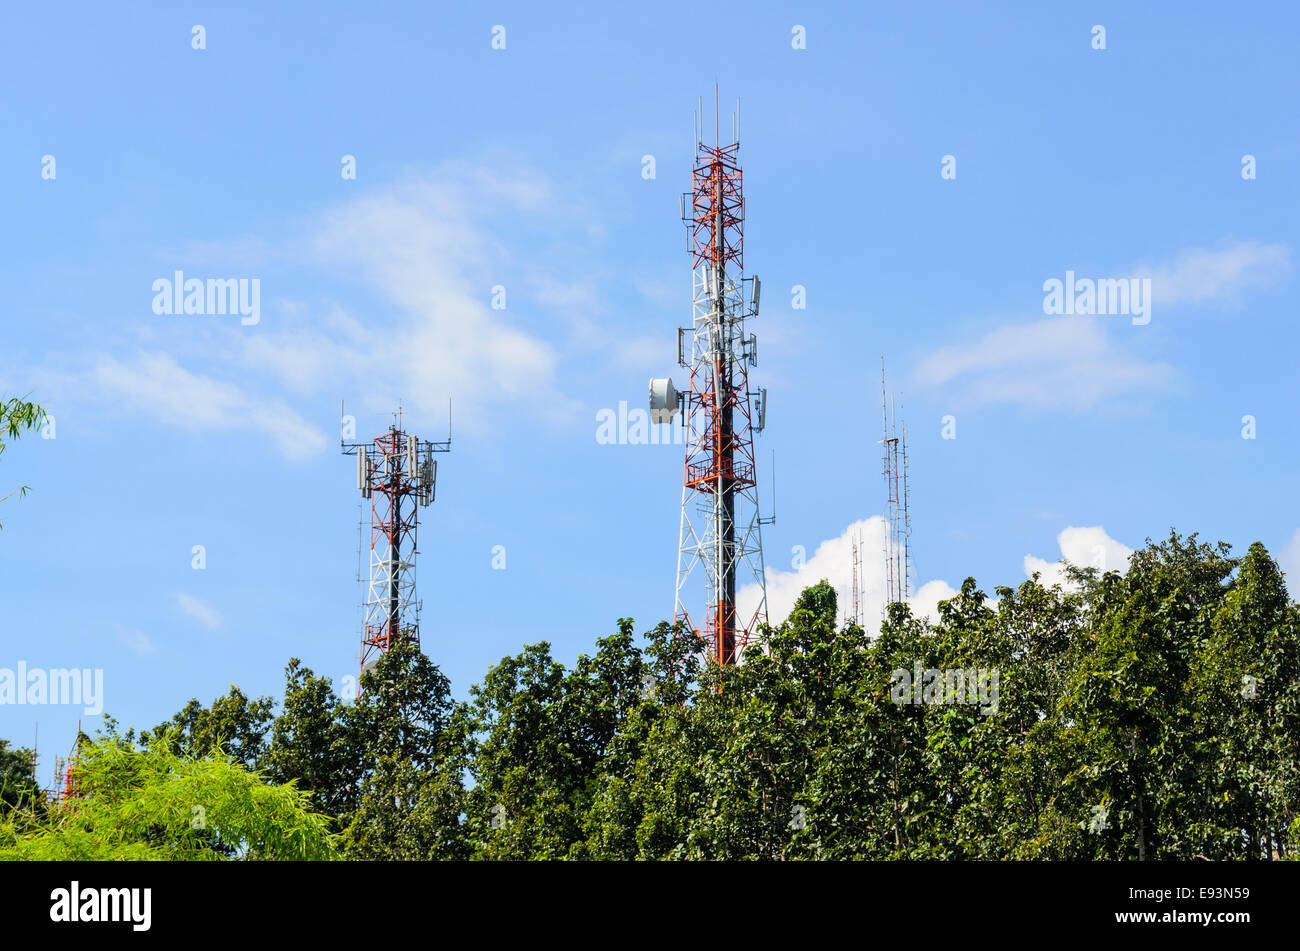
[342,408,449,682]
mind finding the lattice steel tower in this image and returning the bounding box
[341,407,449,681]
[881,361,911,609]
[651,92,769,668]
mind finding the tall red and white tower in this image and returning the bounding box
[342,408,449,682]
[652,92,769,668]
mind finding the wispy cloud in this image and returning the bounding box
[114,623,157,655]
[1144,240,1291,308]
[914,318,1176,412]
[174,592,222,631]
[297,166,568,421]
[915,240,1289,413]
[633,276,678,305]
[93,352,327,460]
[13,161,594,458]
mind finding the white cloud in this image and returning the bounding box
[634,276,678,305]
[14,162,589,459]
[909,578,962,624]
[235,302,367,396]
[528,272,603,315]
[298,168,569,423]
[174,592,222,631]
[114,624,157,655]
[608,335,664,371]
[739,517,957,633]
[739,521,1136,637]
[1024,525,1133,589]
[915,318,1175,411]
[93,352,327,460]
[183,162,600,436]
[915,240,1289,413]
[1277,529,1300,599]
[1143,240,1291,308]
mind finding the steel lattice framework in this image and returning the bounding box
[50,720,82,806]
[669,110,769,668]
[342,414,448,684]
[881,365,911,610]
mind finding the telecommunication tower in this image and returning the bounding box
[341,405,450,683]
[651,90,770,668]
[46,721,81,805]
[61,723,81,802]
[881,361,911,609]
[849,531,862,627]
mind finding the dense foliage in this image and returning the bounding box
[5,530,1300,860]
[0,741,41,813]
[0,737,335,860]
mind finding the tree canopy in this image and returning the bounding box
[5,530,1300,860]
[0,736,335,860]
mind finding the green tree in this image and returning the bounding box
[338,640,469,859]
[0,396,46,528]
[14,526,1292,863]
[141,686,273,769]
[0,736,335,860]
[579,621,706,859]
[1182,541,1299,858]
[0,740,41,813]
[264,659,355,820]
[469,621,658,859]
[1061,531,1236,860]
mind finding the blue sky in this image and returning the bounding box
[3,2,1298,783]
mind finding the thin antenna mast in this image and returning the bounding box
[901,401,912,599]
[880,358,912,611]
[850,534,861,626]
